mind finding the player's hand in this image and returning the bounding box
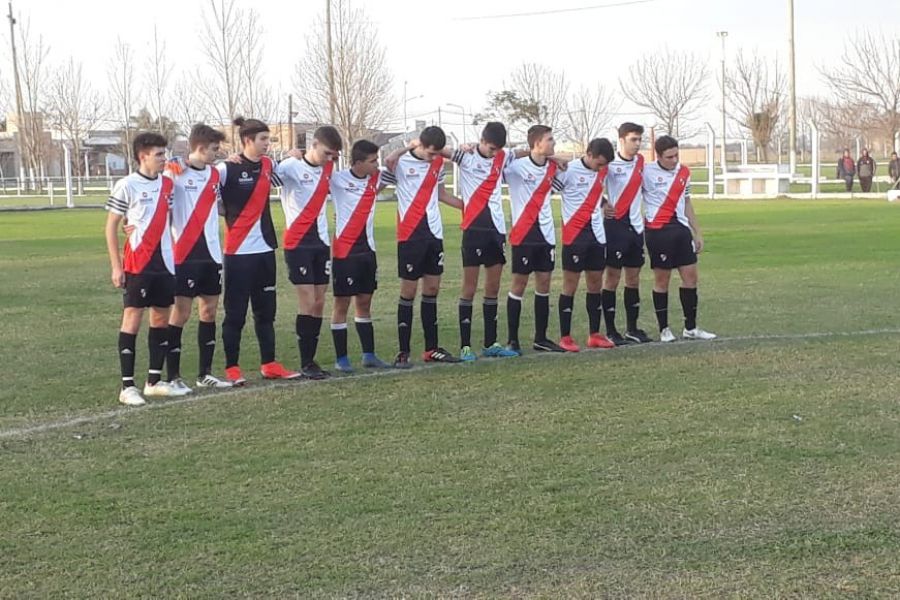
[694,234,705,254]
[286,148,303,160]
[385,153,401,172]
[122,223,135,236]
[111,266,125,289]
[225,153,242,164]
[551,157,568,171]
[408,139,421,150]
[459,143,475,153]
[603,203,615,218]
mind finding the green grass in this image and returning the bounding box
[3,200,900,597]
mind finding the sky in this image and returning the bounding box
[3,0,898,142]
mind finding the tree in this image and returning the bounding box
[46,58,105,177]
[199,0,244,145]
[107,37,138,168]
[146,25,172,134]
[726,49,785,161]
[293,0,394,145]
[619,50,709,137]
[565,84,619,152]
[17,18,49,184]
[171,74,208,136]
[134,107,179,143]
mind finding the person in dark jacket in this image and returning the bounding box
[837,149,856,192]
[889,151,900,190]
[857,148,876,192]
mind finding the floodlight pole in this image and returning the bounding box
[809,121,820,198]
[705,122,716,199]
[717,31,728,175]
[787,0,798,177]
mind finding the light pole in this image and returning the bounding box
[717,31,729,173]
[787,0,798,175]
[402,81,424,137]
[445,103,467,143]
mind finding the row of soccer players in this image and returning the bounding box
[104,117,714,407]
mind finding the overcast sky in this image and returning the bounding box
[4,0,898,142]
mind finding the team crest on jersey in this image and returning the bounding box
[525,173,535,182]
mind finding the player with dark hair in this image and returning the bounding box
[643,135,716,342]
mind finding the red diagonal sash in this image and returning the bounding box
[123,176,174,273]
[614,153,644,220]
[174,168,220,265]
[224,156,272,255]
[563,166,607,245]
[461,149,505,230]
[397,157,443,242]
[284,160,334,250]
[647,165,690,229]
[333,171,380,259]
[509,161,557,246]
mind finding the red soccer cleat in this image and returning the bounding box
[260,361,302,380]
[558,335,581,353]
[586,333,616,349]
[225,365,247,386]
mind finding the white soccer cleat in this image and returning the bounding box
[143,381,175,397]
[168,378,194,396]
[196,374,234,389]
[118,387,146,407]
[659,327,677,343]
[683,327,717,340]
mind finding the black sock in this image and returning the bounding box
[483,297,498,348]
[421,295,438,351]
[601,289,618,335]
[296,315,321,366]
[534,292,550,341]
[118,331,137,389]
[398,297,414,353]
[586,292,602,335]
[147,326,168,385]
[559,294,574,337]
[624,287,640,332]
[653,290,669,331]
[507,293,522,344]
[198,321,216,378]
[458,298,473,348]
[331,322,348,359]
[254,319,276,365]
[355,317,375,354]
[680,287,698,331]
[166,325,183,381]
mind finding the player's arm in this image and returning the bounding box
[437,183,463,209]
[377,168,397,192]
[684,187,704,253]
[384,141,416,173]
[105,211,125,289]
[549,154,571,170]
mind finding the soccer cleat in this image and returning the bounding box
[586,333,616,349]
[118,386,146,407]
[625,329,653,344]
[361,353,390,369]
[143,381,175,397]
[659,327,677,343]
[301,361,331,380]
[334,356,354,373]
[459,346,477,362]
[261,361,302,380]
[505,340,523,356]
[607,332,632,347]
[683,327,717,340]
[423,347,462,363]
[196,374,233,389]
[558,336,581,352]
[482,342,519,358]
[533,338,567,353]
[225,366,247,387]
[168,377,194,396]
[392,351,413,369]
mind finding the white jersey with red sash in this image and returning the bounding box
[642,161,692,229]
[452,147,514,234]
[106,172,175,274]
[393,150,446,242]
[504,156,563,246]
[166,158,223,265]
[556,159,608,245]
[605,153,645,233]
[278,156,334,249]
[330,168,395,258]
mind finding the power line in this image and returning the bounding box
[452,0,660,22]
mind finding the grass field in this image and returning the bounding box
[3,199,900,597]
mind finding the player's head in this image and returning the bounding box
[843,148,851,157]
[233,116,270,155]
[350,139,380,177]
[479,122,507,157]
[133,132,168,175]
[310,125,343,164]
[418,126,447,161]
[527,125,555,156]
[617,122,644,158]
[861,147,869,157]
[892,152,898,160]
[583,137,614,170]
[189,123,226,165]
[655,135,680,170]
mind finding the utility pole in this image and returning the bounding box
[288,94,294,150]
[7,0,27,183]
[717,31,729,173]
[325,0,336,125]
[787,0,798,176]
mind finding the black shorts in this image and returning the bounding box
[562,242,606,272]
[175,261,223,297]
[397,238,444,280]
[604,219,645,269]
[123,271,175,308]
[332,252,378,297]
[285,246,331,286]
[461,229,507,268]
[511,244,555,275]
[645,223,697,270]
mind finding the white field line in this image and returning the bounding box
[3,327,900,440]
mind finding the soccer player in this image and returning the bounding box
[390,125,464,368]
[164,124,233,392]
[277,125,342,380]
[602,122,652,345]
[643,135,716,342]
[328,139,399,372]
[218,117,299,385]
[503,124,566,355]
[554,137,617,352]
[105,132,180,406]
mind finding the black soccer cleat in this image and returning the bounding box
[422,347,461,363]
[532,338,567,353]
[392,351,413,369]
[607,332,633,347]
[301,361,331,380]
[625,329,653,344]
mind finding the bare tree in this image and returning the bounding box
[726,49,785,161]
[171,74,208,136]
[17,18,49,184]
[200,0,244,145]
[619,50,709,137]
[107,37,138,168]
[510,62,569,136]
[565,84,620,152]
[237,9,267,118]
[46,58,105,177]
[146,25,171,134]
[293,0,394,144]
